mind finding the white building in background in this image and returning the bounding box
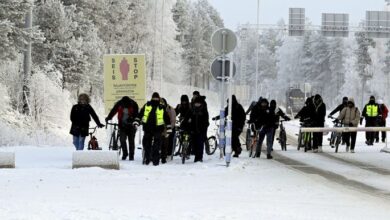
[386,0,390,11]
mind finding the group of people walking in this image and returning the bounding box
[295,95,388,153]
[69,91,388,165]
[70,91,212,166]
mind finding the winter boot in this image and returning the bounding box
[255,152,261,158]
[266,154,273,159]
[161,158,167,164]
[129,155,134,161]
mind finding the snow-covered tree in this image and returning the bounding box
[0,0,42,60]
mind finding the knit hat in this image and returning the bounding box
[152,92,160,99]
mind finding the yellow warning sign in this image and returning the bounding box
[103,54,146,114]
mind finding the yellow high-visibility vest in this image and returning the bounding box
[366,105,378,117]
[142,105,164,126]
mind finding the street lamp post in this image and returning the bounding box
[160,0,165,95]
[255,0,260,99]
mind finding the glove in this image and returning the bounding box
[133,121,140,129]
[166,128,172,135]
[98,123,105,128]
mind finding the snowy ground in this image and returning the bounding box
[1,144,390,220]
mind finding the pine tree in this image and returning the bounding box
[0,0,41,60]
[355,32,376,78]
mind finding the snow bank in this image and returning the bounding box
[72,151,120,170]
[0,152,15,168]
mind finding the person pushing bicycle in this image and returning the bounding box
[105,96,139,160]
[134,92,171,166]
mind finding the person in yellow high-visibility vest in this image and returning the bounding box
[361,96,382,146]
[134,92,171,166]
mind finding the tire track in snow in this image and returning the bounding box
[285,133,390,176]
[240,129,390,199]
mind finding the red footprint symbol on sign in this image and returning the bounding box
[120,58,130,80]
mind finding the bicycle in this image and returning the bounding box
[297,119,312,152]
[87,126,102,150]
[277,120,287,151]
[328,116,343,153]
[248,126,259,158]
[106,122,121,155]
[245,122,253,151]
[180,130,191,164]
[206,120,221,156]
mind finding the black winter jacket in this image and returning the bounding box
[70,104,102,137]
[186,104,209,134]
[249,105,274,130]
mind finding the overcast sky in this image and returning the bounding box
[207,0,387,29]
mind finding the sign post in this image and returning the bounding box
[211,28,237,167]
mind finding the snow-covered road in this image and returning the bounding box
[1,145,390,220]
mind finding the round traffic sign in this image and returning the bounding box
[211,28,237,54]
[210,57,236,81]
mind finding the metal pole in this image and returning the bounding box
[226,53,234,166]
[151,0,158,83]
[160,0,165,94]
[219,31,227,159]
[255,0,260,100]
[23,6,33,114]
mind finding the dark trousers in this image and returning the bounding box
[376,120,386,141]
[365,118,378,144]
[313,123,324,149]
[232,129,242,155]
[343,132,357,150]
[256,127,274,155]
[142,131,162,165]
[192,132,205,161]
[119,127,136,159]
[161,134,168,160]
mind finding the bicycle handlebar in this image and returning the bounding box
[105,122,119,129]
[89,126,98,135]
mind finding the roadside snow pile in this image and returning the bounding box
[0,152,15,168]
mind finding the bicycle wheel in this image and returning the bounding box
[280,130,287,151]
[181,140,189,164]
[205,136,217,155]
[297,132,302,151]
[303,133,309,152]
[116,133,121,156]
[329,131,335,147]
[245,128,252,151]
[335,133,342,153]
[173,132,182,157]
